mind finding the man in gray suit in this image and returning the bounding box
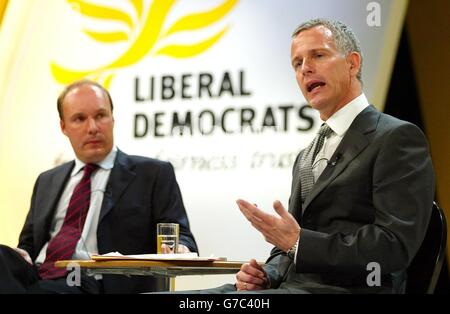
[0,80,197,293]
[233,18,435,293]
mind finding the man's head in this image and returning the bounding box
[291,18,363,119]
[58,80,115,164]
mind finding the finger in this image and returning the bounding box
[236,272,266,287]
[237,267,267,286]
[249,259,268,283]
[249,259,265,273]
[236,200,260,221]
[249,207,274,223]
[239,262,250,271]
[14,248,33,265]
[249,259,270,288]
[160,244,171,254]
[237,199,273,223]
[236,200,252,219]
[273,200,288,218]
[244,282,266,291]
[241,262,266,281]
[24,255,33,265]
[236,199,254,208]
[235,271,245,291]
[177,244,190,253]
[236,199,262,216]
[238,206,254,222]
[236,281,247,291]
[236,278,266,291]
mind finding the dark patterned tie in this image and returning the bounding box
[39,163,99,280]
[299,124,333,205]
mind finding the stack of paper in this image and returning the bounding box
[90,252,226,261]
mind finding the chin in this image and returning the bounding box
[308,96,329,111]
[308,100,323,111]
[83,151,107,163]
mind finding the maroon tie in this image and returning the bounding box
[39,163,99,280]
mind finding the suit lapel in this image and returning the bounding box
[302,106,380,214]
[35,162,74,240]
[289,152,304,221]
[99,150,136,222]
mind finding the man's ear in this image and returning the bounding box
[60,119,67,136]
[347,52,361,78]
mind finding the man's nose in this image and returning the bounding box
[301,59,313,75]
[87,117,99,133]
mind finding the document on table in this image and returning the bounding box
[90,252,227,261]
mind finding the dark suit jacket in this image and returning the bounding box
[17,150,198,293]
[264,105,435,293]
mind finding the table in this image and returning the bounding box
[55,259,244,277]
[55,259,244,291]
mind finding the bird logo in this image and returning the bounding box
[51,0,239,88]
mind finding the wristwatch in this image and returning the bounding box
[287,242,297,260]
[286,230,301,260]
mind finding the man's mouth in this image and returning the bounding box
[85,140,101,145]
[307,81,326,93]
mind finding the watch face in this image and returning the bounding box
[288,246,296,259]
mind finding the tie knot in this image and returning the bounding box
[318,123,333,138]
[83,163,99,177]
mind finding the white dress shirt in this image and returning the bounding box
[312,93,370,181]
[35,146,117,264]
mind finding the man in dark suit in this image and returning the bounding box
[232,19,435,293]
[0,80,197,293]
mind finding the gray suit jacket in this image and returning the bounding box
[264,105,435,293]
[18,150,197,293]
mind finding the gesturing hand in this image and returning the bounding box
[236,199,300,252]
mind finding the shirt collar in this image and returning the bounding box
[324,93,370,136]
[71,146,117,177]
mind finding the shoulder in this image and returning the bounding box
[29,161,74,191]
[356,105,424,137]
[117,150,174,172]
[377,112,426,138]
[37,161,74,179]
[378,112,414,128]
[368,113,431,156]
[353,107,429,150]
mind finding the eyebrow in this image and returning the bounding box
[292,48,329,63]
[306,48,329,55]
[69,112,85,120]
[69,108,108,117]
